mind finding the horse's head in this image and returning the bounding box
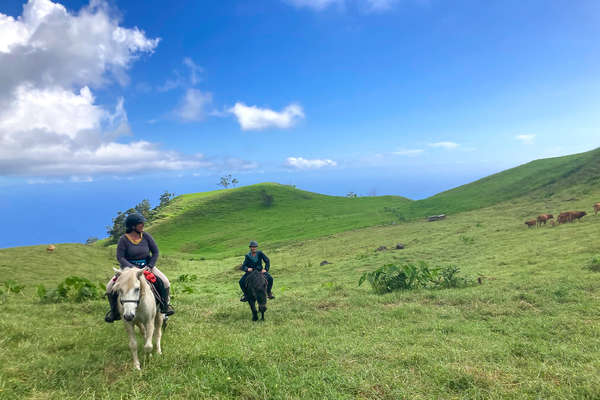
[112,268,147,321]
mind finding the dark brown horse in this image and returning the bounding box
[243,270,268,321]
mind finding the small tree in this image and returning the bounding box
[346,192,358,198]
[218,174,238,189]
[135,199,152,220]
[158,191,175,209]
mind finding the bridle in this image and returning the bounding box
[120,298,140,305]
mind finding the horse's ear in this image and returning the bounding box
[113,268,121,277]
[136,269,145,279]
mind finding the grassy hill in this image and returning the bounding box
[148,183,412,258]
[1,187,600,398]
[147,148,600,258]
[407,147,600,216]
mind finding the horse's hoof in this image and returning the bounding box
[134,364,141,370]
[144,345,153,353]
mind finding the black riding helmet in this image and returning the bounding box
[249,240,258,247]
[125,213,146,233]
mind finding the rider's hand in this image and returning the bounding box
[261,269,266,273]
[247,268,253,272]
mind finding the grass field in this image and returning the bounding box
[1,177,600,398]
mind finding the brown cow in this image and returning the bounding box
[557,212,571,224]
[594,203,600,216]
[536,214,554,227]
[571,211,587,222]
[47,244,56,252]
[525,219,536,228]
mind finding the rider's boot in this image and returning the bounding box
[267,291,275,299]
[104,292,121,323]
[240,294,248,302]
[160,287,175,316]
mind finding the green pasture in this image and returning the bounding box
[1,183,600,399]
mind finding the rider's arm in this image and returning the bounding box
[260,251,270,272]
[145,233,159,268]
[241,255,251,272]
[116,236,136,269]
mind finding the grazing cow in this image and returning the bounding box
[594,203,600,216]
[525,219,536,228]
[571,211,587,222]
[536,214,554,227]
[47,244,56,252]
[557,212,572,224]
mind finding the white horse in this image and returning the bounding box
[111,267,164,370]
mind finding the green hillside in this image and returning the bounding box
[147,148,600,258]
[409,147,600,216]
[148,183,412,257]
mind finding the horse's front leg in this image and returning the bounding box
[143,319,155,355]
[124,322,140,370]
[154,313,164,355]
[248,300,258,321]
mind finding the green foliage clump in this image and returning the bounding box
[3,280,25,294]
[460,235,475,245]
[0,280,24,303]
[37,276,103,303]
[358,262,472,294]
[172,273,199,294]
[585,255,600,272]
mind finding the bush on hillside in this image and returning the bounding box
[358,262,473,294]
[585,256,600,272]
[37,276,103,303]
[260,190,274,207]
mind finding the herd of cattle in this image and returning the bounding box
[525,202,600,228]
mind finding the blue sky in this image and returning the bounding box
[1,0,599,247]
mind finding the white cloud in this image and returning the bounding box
[158,57,203,92]
[229,103,305,131]
[429,141,459,149]
[0,0,219,178]
[285,0,342,10]
[516,134,536,144]
[174,89,213,122]
[392,149,424,156]
[285,157,337,169]
[285,0,397,11]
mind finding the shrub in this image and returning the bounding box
[460,235,475,245]
[585,256,600,272]
[358,262,473,294]
[37,276,103,303]
[3,280,25,295]
[260,190,274,207]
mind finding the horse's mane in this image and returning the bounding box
[112,268,150,295]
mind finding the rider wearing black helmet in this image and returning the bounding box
[239,240,274,302]
[104,213,175,322]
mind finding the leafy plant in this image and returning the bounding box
[177,273,198,283]
[585,255,600,272]
[3,280,25,295]
[460,235,475,245]
[37,276,102,303]
[359,262,473,294]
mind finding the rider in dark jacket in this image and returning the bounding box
[239,240,274,301]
